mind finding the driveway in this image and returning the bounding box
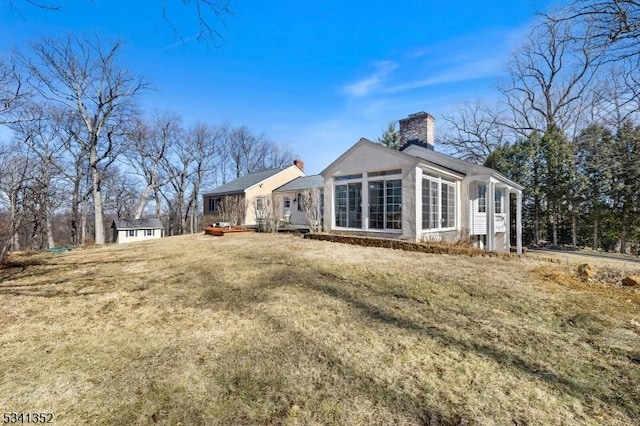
[528,248,640,267]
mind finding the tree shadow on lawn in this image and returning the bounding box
[203,311,461,425]
[254,265,639,421]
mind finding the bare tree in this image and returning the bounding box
[300,188,322,232]
[553,0,640,61]
[0,57,27,122]
[184,122,222,233]
[500,17,604,136]
[3,0,233,46]
[102,166,140,222]
[125,115,174,220]
[440,101,508,164]
[586,61,640,127]
[218,194,245,227]
[0,143,32,262]
[24,34,147,244]
[253,194,280,233]
[9,102,68,248]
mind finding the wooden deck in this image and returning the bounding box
[204,227,256,237]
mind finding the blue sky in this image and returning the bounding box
[1,0,561,174]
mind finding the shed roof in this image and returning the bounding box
[112,218,163,230]
[274,175,324,193]
[203,167,288,197]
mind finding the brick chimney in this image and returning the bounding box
[399,112,435,151]
[293,159,304,171]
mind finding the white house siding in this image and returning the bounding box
[115,229,162,244]
[322,142,418,239]
[273,191,307,225]
[321,138,523,253]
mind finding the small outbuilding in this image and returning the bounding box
[111,218,164,244]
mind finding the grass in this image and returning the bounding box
[0,233,639,425]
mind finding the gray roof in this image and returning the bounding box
[203,167,287,197]
[321,138,523,191]
[112,218,163,230]
[274,175,324,193]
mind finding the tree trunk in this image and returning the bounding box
[571,210,577,248]
[592,215,598,250]
[534,195,541,243]
[620,207,628,253]
[81,199,87,245]
[90,146,105,245]
[551,207,558,246]
[134,185,154,219]
[45,215,55,249]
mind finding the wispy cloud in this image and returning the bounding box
[384,57,505,93]
[161,34,200,52]
[341,61,398,97]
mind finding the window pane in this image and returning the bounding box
[368,181,384,229]
[385,179,402,230]
[495,189,502,214]
[348,183,362,228]
[335,185,347,227]
[422,178,431,229]
[442,183,455,228]
[430,181,438,228]
[478,184,486,213]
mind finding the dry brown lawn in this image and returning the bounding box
[1,233,639,425]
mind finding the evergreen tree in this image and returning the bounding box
[610,121,640,253]
[377,121,401,150]
[485,132,546,245]
[574,124,614,249]
[540,126,575,246]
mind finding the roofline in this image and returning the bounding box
[321,137,524,190]
[320,138,421,176]
[272,175,323,193]
[202,189,245,198]
[244,164,304,192]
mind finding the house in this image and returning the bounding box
[321,112,523,254]
[273,175,324,230]
[202,161,306,227]
[111,218,163,244]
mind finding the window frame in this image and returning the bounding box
[333,170,402,232]
[367,178,402,230]
[421,174,457,232]
[477,184,486,213]
[334,182,362,228]
[495,188,503,214]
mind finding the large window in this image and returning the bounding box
[495,189,503,214]
[386,179,402,229]
[368,181,384,229]
[347,183,362,228]
[441,182,455,228]
[477,184,486,213]
[335,183,361,228]
[368,179,402,230]
[422,175,456,230]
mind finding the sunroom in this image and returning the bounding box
[320,137,523,254]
